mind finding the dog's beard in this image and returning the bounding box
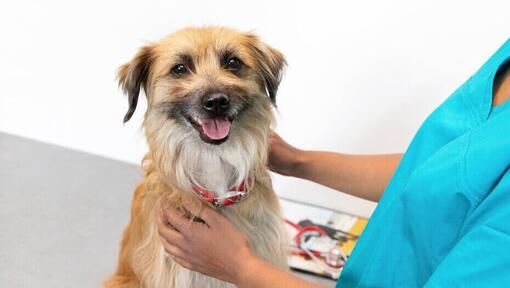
[144,95,274,196]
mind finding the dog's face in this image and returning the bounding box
[118,27,285,188]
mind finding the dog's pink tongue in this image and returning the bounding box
[201,117,231,140]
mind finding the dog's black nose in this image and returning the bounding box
[202,93,230,114]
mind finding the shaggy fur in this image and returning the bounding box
[103,27,288,288]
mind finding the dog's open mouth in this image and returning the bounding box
[186,116,234,144]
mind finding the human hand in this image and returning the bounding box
[268,131,304,177]
[158,203,258,284]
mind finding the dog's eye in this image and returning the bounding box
[171,64,188,76]
[226,57,242,71]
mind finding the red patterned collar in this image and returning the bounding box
[191,179,251,208]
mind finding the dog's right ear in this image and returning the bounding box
[117,45,155,123]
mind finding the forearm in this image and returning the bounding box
[293,151,402,202]
[235,256,324,288]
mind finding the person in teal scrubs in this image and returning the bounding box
[159,38,510,287]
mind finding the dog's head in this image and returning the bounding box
[118,27,285,188]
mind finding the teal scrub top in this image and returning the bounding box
[337,39,510,287]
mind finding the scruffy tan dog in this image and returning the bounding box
[104,27,288,288]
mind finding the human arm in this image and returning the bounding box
[158,204,324,288]
[268,132,402,202]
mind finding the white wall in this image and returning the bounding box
[1,0,509,218]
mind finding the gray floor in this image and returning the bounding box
[0,133,335,287]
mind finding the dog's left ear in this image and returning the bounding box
[246,34,286,105]
[117,45,155,123]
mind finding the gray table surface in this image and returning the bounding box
[0,132,335,287]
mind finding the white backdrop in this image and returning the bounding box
[1,0,509,217]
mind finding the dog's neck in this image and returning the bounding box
[190,156,244,197]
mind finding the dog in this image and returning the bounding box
[103,27,288,288]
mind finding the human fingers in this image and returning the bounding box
[159,236,187,260]
[157,211,187,249]
[160,202,190,233]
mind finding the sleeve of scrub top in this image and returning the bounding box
[423,173,510,288]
